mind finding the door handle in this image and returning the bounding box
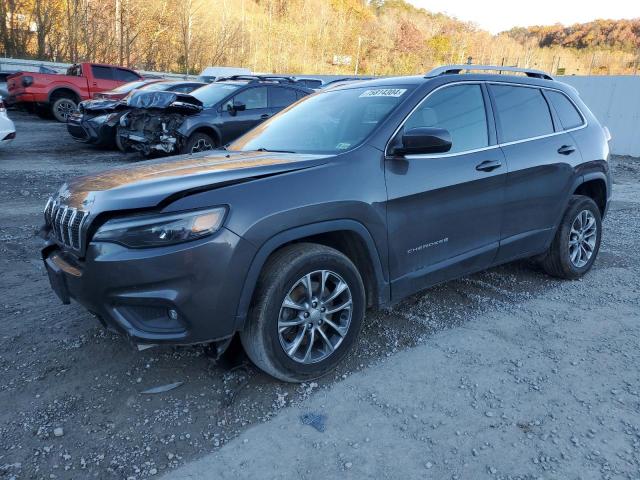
[557,145,576,155]
[475,160,502,172]
[260,113,270,119]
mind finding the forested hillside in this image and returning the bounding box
[506,19,640,51]
[1,0,638,76]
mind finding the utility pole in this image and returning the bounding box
[354,36,362,75]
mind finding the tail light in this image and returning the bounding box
[22,75,34,87]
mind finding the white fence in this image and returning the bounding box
[561,75,640,157]
[0,57,196,80]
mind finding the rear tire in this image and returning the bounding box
[51,96,77,122]
[539,195,602,279]
[240,243,365,382]
[114,131,127,152]
[181,132,216,154]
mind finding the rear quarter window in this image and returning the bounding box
[490,85,554,143]
[545,90,584,130]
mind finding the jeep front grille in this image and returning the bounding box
[44,198,88,250]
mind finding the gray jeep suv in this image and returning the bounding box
[41,65,612,382]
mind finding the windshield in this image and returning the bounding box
[112,80,152,93]
[228,86,414,154]
[139,82,179,92]
[190,83,242,108]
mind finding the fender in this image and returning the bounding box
[233,219,390,331]
[582,169,611,218]
[544,168,610,252]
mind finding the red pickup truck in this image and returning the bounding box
[7,62,142,122]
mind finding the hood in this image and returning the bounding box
[79,98,125,113]
[51,150,332,213]
[126,90,202,114]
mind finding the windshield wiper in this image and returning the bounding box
[255,147,295,154]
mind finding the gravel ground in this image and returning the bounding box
[0,111,639,480]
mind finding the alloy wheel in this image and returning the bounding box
[191,138,213,153]
[568,209,597,268]
[277,270,353,364]
[56,100,75,121]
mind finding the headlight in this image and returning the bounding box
[93,207,226,248]
[90,112,120,123]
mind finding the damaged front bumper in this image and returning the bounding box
[117,91,203,155]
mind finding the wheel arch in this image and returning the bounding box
[574,173,608,217]
[183,124,221,146]
[234,220,390,331]
[48,87,81,103]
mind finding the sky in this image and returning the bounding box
[408,0,640,33]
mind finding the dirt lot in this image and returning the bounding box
[0,111,639,480]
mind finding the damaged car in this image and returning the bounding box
[67,80,204,150]
[117,75,312,155]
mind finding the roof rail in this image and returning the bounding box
[425,64,554,81]
[216,74,296,84]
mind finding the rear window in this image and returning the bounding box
[490,85,554,143]
[545,90,584,130]
[91,66,113,80]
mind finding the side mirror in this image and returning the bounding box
[393,127,452,156]
[226,101,246,115]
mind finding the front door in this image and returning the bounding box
[385,83,507,300]
[219,86,270,143]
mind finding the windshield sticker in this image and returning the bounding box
[359,88,407,98]
[336,143,351,150]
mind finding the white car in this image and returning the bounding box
[0,97,15,147]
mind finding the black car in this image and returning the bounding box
[117,75,312,155]
[67,80,205,149]
[41,65,611,382]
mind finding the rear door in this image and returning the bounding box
[218,86,269,142]
[489,83,583,262]
[385,83,507,299]
[268,86,299,115]
[89,65,120,94]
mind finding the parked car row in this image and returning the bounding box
[67,75,321,156]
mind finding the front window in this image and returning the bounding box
[228,85,414,154]
[403,84,489,154]
[190,83,242,108]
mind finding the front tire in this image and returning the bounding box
[240,243,365,382]
[539,195,602,279]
